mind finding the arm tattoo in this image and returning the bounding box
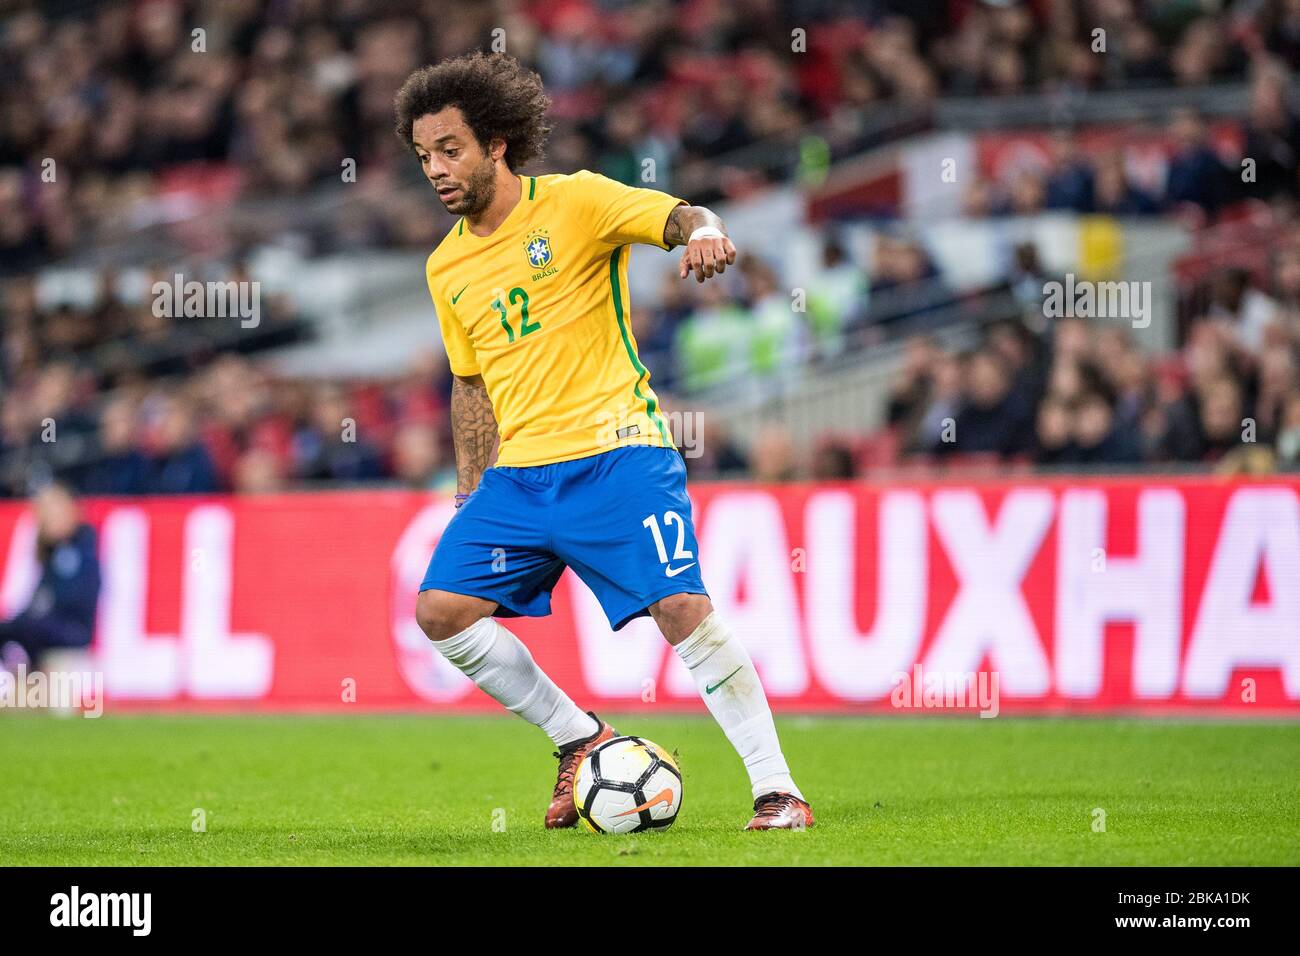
[662,204,727,248]
[450,373,498,494]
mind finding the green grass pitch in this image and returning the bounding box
[1,713,1297,866]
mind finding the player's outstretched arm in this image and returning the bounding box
[663,204,738,283]
[450,373,498,495]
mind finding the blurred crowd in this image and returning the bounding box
[963,88,1300,220]
[873,232,1300,476]
[2,262,306,384]
[4,0,1300,494]
[5,0,1300,271]
[1,349,457,497]
[5,219,1300,496]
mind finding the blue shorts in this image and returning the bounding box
[420,446,708,630]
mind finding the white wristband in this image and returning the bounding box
[688,226,725,242]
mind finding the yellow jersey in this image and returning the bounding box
[426,171,684,467]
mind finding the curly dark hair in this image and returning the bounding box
[394,53,552,171]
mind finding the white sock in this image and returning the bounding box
[433,618,598,748]
[674,612,804,802]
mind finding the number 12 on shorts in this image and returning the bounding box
[642,511,696,576]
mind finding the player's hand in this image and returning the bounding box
[679,234,737,283]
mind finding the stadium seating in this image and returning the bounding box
[2,0,1299,495]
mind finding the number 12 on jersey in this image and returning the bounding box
[492,287,539,343]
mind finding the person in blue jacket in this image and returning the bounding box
[0,482,100,669]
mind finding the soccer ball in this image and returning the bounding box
[573,735,683,834]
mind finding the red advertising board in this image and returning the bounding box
[2,477,1297,714]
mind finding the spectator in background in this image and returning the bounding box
[1097,328,1154,436]
[1113,20,1169,86]
[0,482,100,672]
[810,437,856,480]
[1272,239,1300,325]
[1045,314,1092,369]
[1003,168,1049,215]
[984,41,1028,96]
[886,338,963,457]
[31,363,97,459]
[1165,107,1229,214]
[83,395,149,495]
[886,335,942,435]
[391,421,454,490]
[1044,130,1094,212]
[1033,394,1075,466]
[1091,149,1160,215]
[1169,16,1239,87]
[1197,375,1248,463]
[1070,386,1144,465]
[1254,345,1299,443]
[1157,385,1208,462]
[232,447,286,495]
[197,354,284,482]
[147,394,219,494]
[986,317,1046,418]
[743,257,809,381]
[962,177,999,217]
[1004,242,1054,311]
[1206,267,1278,352]
[674,281,748,393]
[1160,318,1253,462]
[683,415,748,480]
[1241,62,1300,204]
[1274,391,1300,466]
[1216,442,1279,475]
[749,425,797,482]
[950,347,1032,458]
[1261,1,1300,65]
[637,272,691,391]
[865,235,949,331]
[292,384,384,483]
[807,236,867,359]
[595,100,672,192]
[912,349,963,453]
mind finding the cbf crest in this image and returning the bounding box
[524,229,553,269]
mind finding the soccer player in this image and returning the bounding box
[395,53,812,831]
